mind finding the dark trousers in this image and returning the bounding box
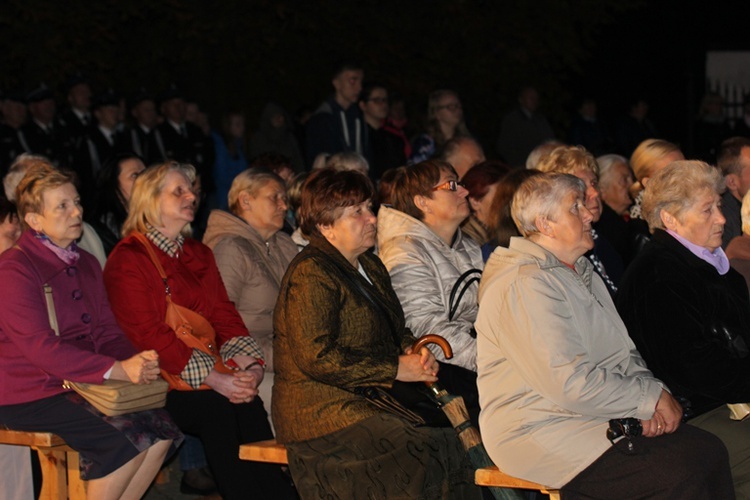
[166,390,294,500]
[562,424,734,499]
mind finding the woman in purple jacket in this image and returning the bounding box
[0,162,181,499]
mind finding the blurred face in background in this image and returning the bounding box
[333,69,364,108]
[0,212,21,253]
[600,161,634,215]
[360,87,390,124]
[118,158,146,204]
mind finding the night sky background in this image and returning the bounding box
[1,0,748,159]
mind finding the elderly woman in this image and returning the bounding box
[273,167,478,499]
[538,145,623,296]
[0,162,181,499]
[203,169,298,420]
[103,161,292,499]
[477,172,733,498]
[378,160,483,372]
[596,153,634,265]
[459,160,511,246]
[628,138,684,254]
[617,161,750,497]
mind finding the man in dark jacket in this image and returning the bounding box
[305,61,366,167]
[19,83,73,168]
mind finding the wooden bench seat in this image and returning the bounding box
[239,439,560,498]
[0,429,86,500]
[475,465,560,499]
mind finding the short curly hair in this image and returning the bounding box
[536,145,599,178]
[642,160,724,232]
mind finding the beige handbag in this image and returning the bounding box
[44,284,169,416]
[728,403,750,421]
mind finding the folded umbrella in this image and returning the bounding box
[414,334,525,500]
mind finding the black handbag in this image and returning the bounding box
[334,262,479,427]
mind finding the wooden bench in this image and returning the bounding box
[475,466,560,499]
[0,429,86,500]
[239,439,560,499]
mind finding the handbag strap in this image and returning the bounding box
[448,268,482,322]
[44,284,60,337]
[13,245,61,337]
[132,232,173,297]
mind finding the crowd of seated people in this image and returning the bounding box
[4,64,750,500]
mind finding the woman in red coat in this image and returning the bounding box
[103,161,292,499]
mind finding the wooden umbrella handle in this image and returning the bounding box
[412,334,453,359]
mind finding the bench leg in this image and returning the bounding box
[36,448,67,500]
[66,450,87,500]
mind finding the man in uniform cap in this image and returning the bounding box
[127,88,157,159]
[19,83,73,167]
[74,89,131,201]
[58,72,93,150]
[147,84,213,191]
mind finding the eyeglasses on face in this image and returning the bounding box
[432,180,463,192]
[367,97,388,104]
[437,103,462,112]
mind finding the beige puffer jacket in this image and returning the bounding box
[203,209,298,372]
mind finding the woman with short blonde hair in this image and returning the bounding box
[204,168,298,424]
[105,162,293,498]
[122,161,196,237]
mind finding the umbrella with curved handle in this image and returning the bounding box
[413,335,525,500]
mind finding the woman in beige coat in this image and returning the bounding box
[203,169,298,421]
[476,172,732,498]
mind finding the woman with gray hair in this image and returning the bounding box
[617,160,750,497]
[203,168,298,421]
[477,171,732,498]
[596,153,634,265]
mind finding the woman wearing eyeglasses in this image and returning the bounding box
[410,90,471,164]
[377,160,483,419]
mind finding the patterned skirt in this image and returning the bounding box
[286,413,480,500]
[0,391,183,480]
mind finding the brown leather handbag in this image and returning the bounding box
[133,232,234,391]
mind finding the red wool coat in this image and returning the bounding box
[103,233,252,376]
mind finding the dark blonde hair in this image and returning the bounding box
[426,89,469,147]
[227,169,285,216]
[536,145,599,177]
[121,161,196,237]
[16,162,74,230]
[629,139,681,198]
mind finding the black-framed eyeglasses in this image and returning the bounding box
[367,97,388,104]
[432,180,463,192]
